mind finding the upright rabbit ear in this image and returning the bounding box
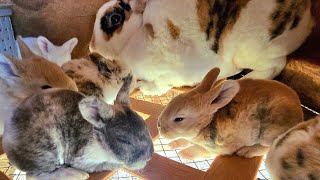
[62,37,78,53]
[204,80,240,112]
[115,74,133,105]
[192,68,220,93]
[17,35,34,59]
[78,96,114,128]
[0,54,25,79]
[37,36,55,56]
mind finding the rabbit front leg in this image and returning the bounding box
[178,145,211,160]
[28,167,89,180]
[168,138,190,149]
[137,80,171,96]
[241,57,286,80]
[236,144,270,158]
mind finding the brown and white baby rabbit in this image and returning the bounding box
[62,53,135,104]
[0,36,78,135]
[3,75,153,180]
[266,116,320,180]
[157,68,304,160]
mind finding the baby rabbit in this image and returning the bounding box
[21,36,78,66]
[62,52,135,104]
[266,116,320,180]
[90,0,314,95]
[3,75,153,180]
[157,68,303,160]
[0,36,78,135]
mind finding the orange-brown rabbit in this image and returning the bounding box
[158,68,303,159]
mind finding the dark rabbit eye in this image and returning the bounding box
[41,85,52,89]
[109,13,122,27]
[117,138,131,145]
[174,118,184,122]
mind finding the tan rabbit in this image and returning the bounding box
[266,116,320,180]
[62,53,135,104]
[157,68,304,159]
[0,36,78,135]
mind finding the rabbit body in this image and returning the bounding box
[3,76,153,180]
[157,68,304,159]
[266,116,320,180]
[90,0,314,95]
[21,36,78,66]
[62,53,135,104]
[0,37,78,135]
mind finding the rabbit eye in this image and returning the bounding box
[41,85,52,89]
[174,118,184,122]
[109,13,123,27]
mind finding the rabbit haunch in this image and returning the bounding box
[0,36,78,135]
[266,116,320,180]
[157,68,303,159]
[3,75,153,179]
[90,0,313,95]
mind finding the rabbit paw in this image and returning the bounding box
[236,145,269,158]
[168,139,190,149]
[178,146,211,160]
[138,81,171,96]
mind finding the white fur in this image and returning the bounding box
[91,0,314,95]
[20,36,78,66]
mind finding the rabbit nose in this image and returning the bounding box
[157,121,161,128]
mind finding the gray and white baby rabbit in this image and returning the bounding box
[0,36,78,135]
[266,116,320,180]
[62,52,135,104]
[3,75,153,180]
[157,68,304,160]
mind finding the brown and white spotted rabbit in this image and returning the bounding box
[90,0,314,95]
[266,116,320,180]
[157,68,304,160]
[62,53,135,104]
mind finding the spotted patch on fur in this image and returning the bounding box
[281,158,291,169]
[167,19,181,40]
[78,81,104,98]
[196,0,251,53]
[296,148,305,167]
[269,0,310,40]
[144,23,155,39]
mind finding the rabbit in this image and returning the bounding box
[2,75,154,180]
[157,68,304,160]
[20,36,78,66]
[0,36,78,135]
[266,115,320,180]
[62,52,135,104]
[90,0,314,95]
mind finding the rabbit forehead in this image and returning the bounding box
[23,57,77,90]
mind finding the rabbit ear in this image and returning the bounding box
[62,38,78,53]
[79,96,114,128]
[0,54,25,79]
[204,80,240,112]
[37,36,55,56]
[17,35,34,59]
[192,68,220,94]
[89,52,112,77]
[115,74,133,105]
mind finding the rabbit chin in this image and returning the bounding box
[125,160,149,170]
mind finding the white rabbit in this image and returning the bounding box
[90,0,314,95]
[19,36,78,66]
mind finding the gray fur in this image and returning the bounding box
[3,75,153,178]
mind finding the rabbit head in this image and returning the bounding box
[157,68,240,140]
[62,52,135,104]
[79,75,153,170]
[266,116,320,180]
[0,36,78,102]
[37,36,78,66]
[90,0,147,59]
